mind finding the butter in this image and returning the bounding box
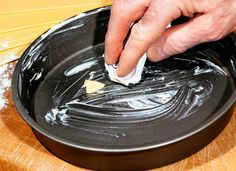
[83,80,105,93]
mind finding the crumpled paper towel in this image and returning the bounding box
[105,53,147,86]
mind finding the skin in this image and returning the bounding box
[105,0,236,77]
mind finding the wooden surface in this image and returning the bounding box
[1,1,236,170]
[0,0,111,65]
[0,66,236,171]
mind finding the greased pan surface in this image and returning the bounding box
[12,6,236,170]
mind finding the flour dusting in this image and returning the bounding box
[0,64,13,110]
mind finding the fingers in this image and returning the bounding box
[105,0,151,64]
[108,0,231,77]
[147,20,202,62]
[147,12,230,62]
[117,0,181,76]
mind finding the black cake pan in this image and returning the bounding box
[12,6,236,170]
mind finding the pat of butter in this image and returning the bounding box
[83,80,105,93]
[105,53,147,86]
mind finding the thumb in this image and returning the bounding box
[147,14,222,62]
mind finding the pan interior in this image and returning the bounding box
[33,44,235,149]
[17,9,236,150]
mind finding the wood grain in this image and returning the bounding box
[0,0,112,65]
[0,63,235,170]
[0,1,236,170]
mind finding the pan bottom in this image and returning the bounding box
[32,43,234,150]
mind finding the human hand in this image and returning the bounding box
[105,0,236,76]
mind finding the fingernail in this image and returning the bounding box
[116,67,123,77]
[116,67,121,77]
[147,51,157,62]
[147,47,162,62]
[105,53,114,65]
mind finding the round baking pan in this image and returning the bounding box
[12,6,236,170]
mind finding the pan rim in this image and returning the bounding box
[12,6,236,153]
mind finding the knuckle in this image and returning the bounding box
[167,35,188,55]
[130,23,147,43]
[203,16,224,41]
[112,0,130,16]
[112,0,124,9]
[145,8,159,18]
[112,0,123,13]
[156,45,168,58]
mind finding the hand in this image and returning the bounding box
[105,0,236,76]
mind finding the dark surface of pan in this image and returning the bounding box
[12,6,236,170]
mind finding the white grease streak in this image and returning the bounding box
[64,60,97,76]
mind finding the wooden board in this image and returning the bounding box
[1,1,236,170]
[0,0,111,65]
